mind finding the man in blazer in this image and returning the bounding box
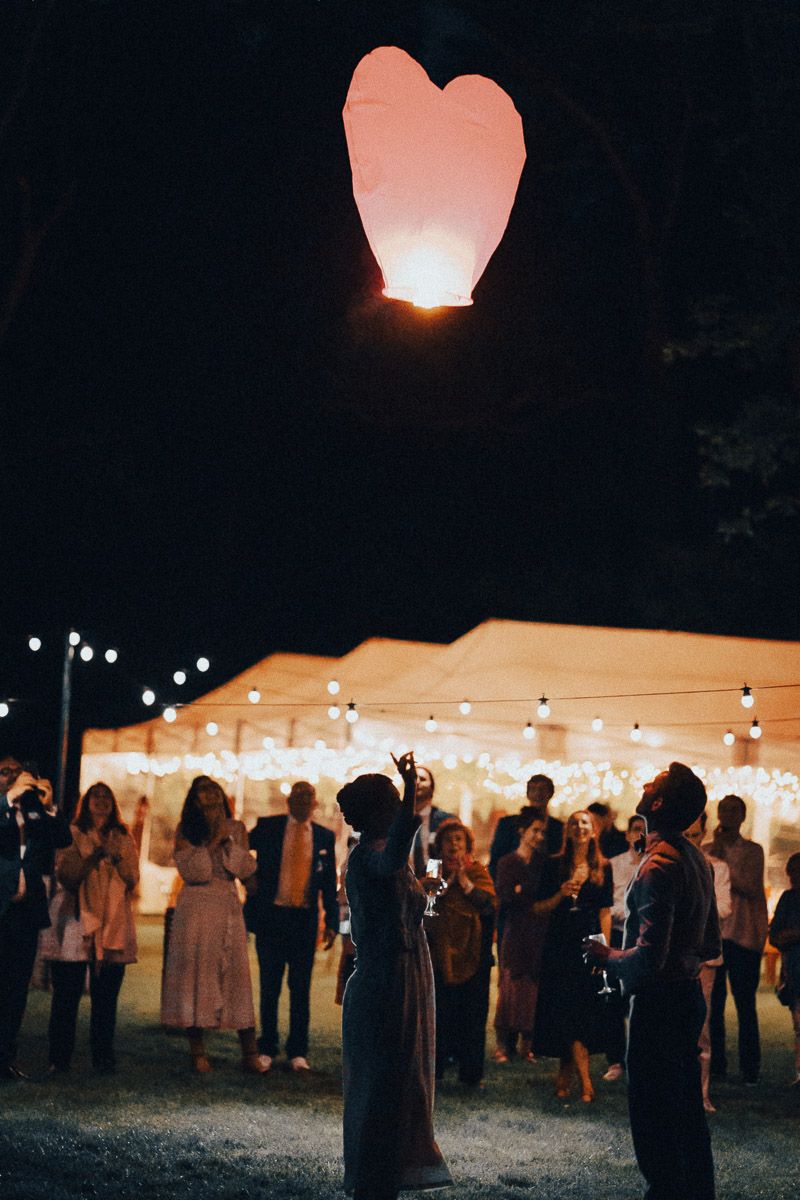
[247,781,338,1071]
[0,756,71,1079]
[488,774,564,880]
[410,765,455,879]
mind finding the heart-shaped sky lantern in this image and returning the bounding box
[343,46,526,309]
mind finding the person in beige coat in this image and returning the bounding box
[41,782,139,1074]
[160,775,267,1074]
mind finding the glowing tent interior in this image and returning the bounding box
[82,619,800,911]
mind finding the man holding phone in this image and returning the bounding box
[0,755,71,1080]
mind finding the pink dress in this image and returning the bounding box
[160,819,256,1029]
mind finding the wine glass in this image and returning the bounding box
[587,933,614,997]
[569,862,589,912]
[422,858,445,917]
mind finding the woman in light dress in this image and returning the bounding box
[160,775,268,1073]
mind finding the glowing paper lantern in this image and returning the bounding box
[343,46,526,309]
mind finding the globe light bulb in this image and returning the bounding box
[749,719,762,739]
[142,688,156,706]
[280,781,291,796]
[425,715,437,733]
[206,721,218,736]
[0,702,9,718]
[459,700,472,716]
[345,702,359,724]
[196,656,210,672]
[630,723,642,743]
[591,716,603,733]
[522,721,535,741]
[723,730,735,746]
[327,679,340,696]
[28,636,42,652]
[248,688,261,704]
[173,670,187,686]
[537,695,550,719]
[741,685,754,709]
[68,631,81,647]
[163,707,177,723]
[79,644,94,662]
[328,705,341,721]
[104,648,118,664]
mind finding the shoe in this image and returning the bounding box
[241,1054,271,1074]
[493,1048,510,1064]
[190,1053,212,1074]
[602,1063,624,1082]
[580,1088,595,1104]
[0,1064,27,1081]
[703,1098,717,1113]
[743,1076,759,1088]
[289,1056,310,1072]
[45,1064,70,1077]
[555,1067,571,1100]
[790,1073,800,1089]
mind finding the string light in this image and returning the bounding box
[0,702,8,718]
[68,631,81,647]
[279,781,291,796]
[750,718,762,740]
[425,715,438,733]
[104,648,118,664]
[327,679,341,696]
[630,723,642,742]
[196,657,210,672]
[537,695,551,719]
[522,721,535,740]
[345,702,359,724]
[591,716,604,733]
[28,636,42,652]
[163,707,177,723]
[459,700,472,716]
[741,685,754,709]
[173,670,187,686]
[723,730,735,746]
[79,645,94,662]
[142,688,156,706]
[328,704,341,720]
[206,721,218,736]
[248,688,261,704]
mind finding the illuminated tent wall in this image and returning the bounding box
[82,621,800,911]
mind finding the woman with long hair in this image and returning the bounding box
[160,775,267,1073]
[533,809,612,1101]
[42,782,139,1074]
[336,753,451,1200]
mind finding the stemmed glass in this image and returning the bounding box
[569,866,587,912]
[587,933,614,997]
[422,858,446,917]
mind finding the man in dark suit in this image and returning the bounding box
[488,774,563,880]
[410,765,455,879]
[0,756,71,1080]
[247,781,338,1071]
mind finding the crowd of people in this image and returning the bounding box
[1,749,799,1196]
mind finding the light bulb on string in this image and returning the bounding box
[591,716,603,733]
[0,702,9,718]
[459,700,471,716]
[327,679,340,696]
[425,715,437,733]
[104,648,118,664]
[522,721,535,741]
[328,704,341,721]
[163,707,177,724]
[248,688,261,704]
[630,722,642,743]
[280,781,291,796]
[749,718,762,739]
[79,644,94,662]
[68,631,81,647]
[723,730,735,747]
[537,695,550,719]
[345,702,359,724]
[173,670,187,686]
[28,636,42,652]
[206,721,218,736]
[196,657,210,673]
[142,688,156,706]
[741,685,754,709]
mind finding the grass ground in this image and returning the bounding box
[0,917,797,1199]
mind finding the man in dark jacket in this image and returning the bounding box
[0,757,71,1080]
[488,774,563,880]
[247,781,338,1071]
[585,762,720,1200]
[410,765,455,878]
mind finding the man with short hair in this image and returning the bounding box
[488,774,563,880]
[410,766,454,879]
[0,756,71,1080]
[585,763,720,1200]
[247,782,338,1072]
[706,793,768,1085]
[587,801,628,859]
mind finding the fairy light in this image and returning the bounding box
[537,695,551,719]
[196,657,210,672]
[327,679,341,696]
[163,706,177,723]
[630,722,642,743]
[522,721,535,741]
[248,688,261,704]
[345,702,359,724]
[173,670,187,686]
[459,700,472,716]
[750,718,762,739]
[741,685,754,709]
[79,644,94,662]
[280,781,291,796]
[68,631,81,647]
[28,636,42,652]
[723,730,735,746]
[104,648,118,664]
[591,716,604,733]
[425,715,438,733]
[206,721,218,736]
[328,704,341,720]
[142,688,156,706]
[0,702,9,718]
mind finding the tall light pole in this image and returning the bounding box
[55,629,76,813]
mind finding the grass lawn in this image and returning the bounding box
[1,917,797,1199]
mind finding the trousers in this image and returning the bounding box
[0,908,40,1068]
[255,905,318,1058]
[709,939,762,1081]
[48,960,126,1068]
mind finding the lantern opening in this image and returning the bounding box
[382,236,473,309]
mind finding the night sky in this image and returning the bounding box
[2,1,799,775]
